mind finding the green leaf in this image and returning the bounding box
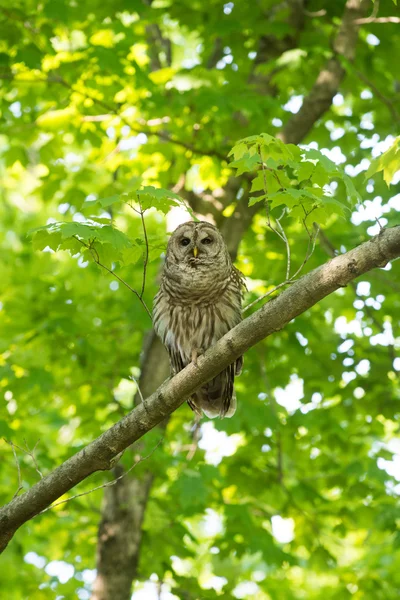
[83,195,121,209]
[248,194,267,206]
[230,152,261,175]
[31,229,62,251]
[30,221,133,253]
[269,190,303,209]
[303,149,337,173]
[93,225,132,249]
[297,161,315,182]
[250,172,265,193]
[228,142,248,160]
[365,137,400,185]
[58,222,95,240]
[121,246,143,265]
[343,174,362,205]
[136,186,181,214]
[37,108,77,129]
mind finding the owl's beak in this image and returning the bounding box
[193,246,198,258]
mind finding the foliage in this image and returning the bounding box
[230,133,360,222]
[1,0,400,599]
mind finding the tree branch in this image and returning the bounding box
[1,226,399,553]
[354,16,400,24]
[280,0,368,144]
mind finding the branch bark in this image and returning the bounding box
[1,226,399,554]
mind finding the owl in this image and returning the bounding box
[153,221,245,418]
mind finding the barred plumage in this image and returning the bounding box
[153,221,245,418]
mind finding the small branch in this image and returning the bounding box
[355,16,400,24]
[243,280,296,314]
[5,441,23,499]
[291,209,320,280]
[130,375,145,405]
[92,255,153,321]
[243,206,319,314]
[138,200,149,300]
[258,145,287,244]
[276,209,291,279]
[130,374,149,413]
[73,236,152,321]
[6,438,44,477]
[186,415,202,461]
[355,0,379,23]
[39,438,163,514]
[304,9,327,18]
[22,439,43,479]
[126,199,149,300]
[353,69,400,123]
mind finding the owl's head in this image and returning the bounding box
[166,221,230,267]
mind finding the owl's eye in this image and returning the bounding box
[181,237,190,246]
[201,237,212,245]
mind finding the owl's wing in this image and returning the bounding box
[168,347,186,376]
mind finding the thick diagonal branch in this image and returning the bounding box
[1,226,399,554]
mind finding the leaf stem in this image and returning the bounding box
[73,236,153,321]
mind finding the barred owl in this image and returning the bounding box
[153,221,245,418]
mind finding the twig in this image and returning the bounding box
[130,374,149,413]
[126,199,149,300]
[258,145,285,242]
[6,439,43,480]
[73,236,152,321]
[304,9,327,17]
[243,280,295,314]
[355,0,379,23]
[39,438,163,514]
[23,439,43,479]
[355,17,400,24]
[138,199,149,300]
[290,209,319,280]
[5,441,23,499]
[353,69,400,124]
[186,415,202,460]
[243,204,319,313]
[275,209,291,279]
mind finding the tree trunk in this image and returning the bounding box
[91,334,169,600]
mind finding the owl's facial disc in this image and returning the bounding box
[170,222,223,268]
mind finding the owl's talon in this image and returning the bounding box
[191,349,201,368]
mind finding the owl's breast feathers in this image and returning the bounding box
[154,268,242,350]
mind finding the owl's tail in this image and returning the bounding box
[189,358,242,418]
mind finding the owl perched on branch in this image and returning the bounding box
[153,221,245,418]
